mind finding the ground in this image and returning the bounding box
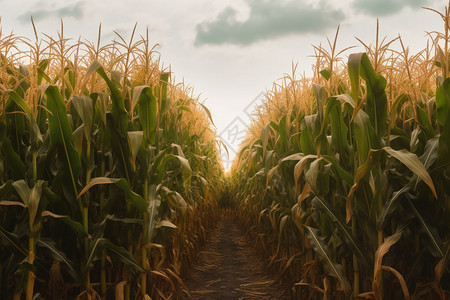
[182,216,288,299]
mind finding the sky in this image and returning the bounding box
[0,0,446,170]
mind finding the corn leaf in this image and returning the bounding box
[312,196,370,267]
[43,85,81,196]
[304,226,351,295]
[78,177,146,213]
[383,146,437,198]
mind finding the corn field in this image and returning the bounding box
[1,2,450,300]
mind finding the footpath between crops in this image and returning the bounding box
[182,214,288,299]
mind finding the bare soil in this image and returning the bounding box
[182,217,288,299]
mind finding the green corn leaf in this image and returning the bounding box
[348,53,364,108]
[43,85,81,196]
[41,211,88,238]
[107,114,132,182]
[438,108,450,167]
[347,149,381,223]
[436,77,450,126]
[417,136,439,192]
[408,199,444,258]
[127,131,143,170]
[389,94,409,123]
[349,53,388,140]
[0,135,26,180]
[0,225,28,257]
[312,196,370,267]
[87,61,128,135]
[157,154,192,194]
[135,86,157,145]
[83,237,145,278]
[5,90,42,151]
[12,180,44,229]
[78,177,146,213]
[6,90,32,115]
[321,155,354,185]
[37,59,50,85]
[327,98,350,162]
[353,110,375,165]
[158,72,170,115]
[94,93,108,126]
[305,158,330,196]
[416,106,435,140]
[37,238,79,281]
[0,180,14,199]
[304,226,351,295]
[360,56,387,139]
[261,123,271,157]
[377,185,410,230]
[71,95,94,141]
[300,115,316,155]
[383,146,437,198]
[313,84,327,122]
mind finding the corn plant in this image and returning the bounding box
[231,3,450,299]
[0,21,223,299]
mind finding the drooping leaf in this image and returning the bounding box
[377,185,410,230]
[78,177,146,213]
[37,238,79,281]
[0,225,27,257]
[373,230,403,290]
[321,155,354,185]
[71,95,94,141]
[347,149,380,223]
[312,196,370,267]
[155,219,177,229]
[83,238,145,278]
[6,90,32,115]
[11,180,44,229]
[304,226,351,295]
[41,211,87,238]
[384,146,437,198]
[408,199,444,258]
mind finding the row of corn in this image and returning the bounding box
[231,4,449,299]
[0,23,223,299]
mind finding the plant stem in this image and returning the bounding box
[32,151,37,183]
[377,194,384,296]
[100,248,106,299]
[100,157,107,299]
[26,235,35,300]
[141,179,149,297]
[83,206,90,291]
[352,216,359,297]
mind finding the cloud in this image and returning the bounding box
[353,0,431,16]
[195,0,345,46]
[17,1,85,24]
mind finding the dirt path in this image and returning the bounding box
[183,217,288,299]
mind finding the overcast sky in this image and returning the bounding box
[0,0,445,169]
